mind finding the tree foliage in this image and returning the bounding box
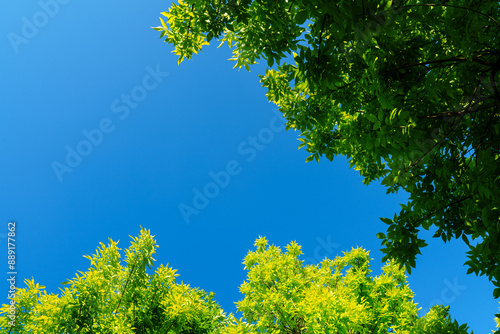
[0,229,477,333]
[227,236,472,333]
[0,228,228,333]
[154,0,500,297]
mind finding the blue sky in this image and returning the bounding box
[0,0,498,332]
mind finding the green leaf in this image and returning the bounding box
[267,56,274,68]
[295,10,308,25]
[159,17,167,29]
[380,217,393,225]
[367,114,378,123]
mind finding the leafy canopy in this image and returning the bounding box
[0,229,477,333]
[230,236,472,333]
[154,0,500,297]
[1,228,228,333]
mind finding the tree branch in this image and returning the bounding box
[114,255,140,314]
[405,113,464,172]
[317,14,328,66]
[396,57,467,70]
[414,191,478,227]
[403,3,500,29]
[417,102,499,119]
[163,315,181,333]
[187,4,195,35]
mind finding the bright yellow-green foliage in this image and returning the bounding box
[226,236,470,334]
[0,228,228,333]
[154,0,500,302]
[1,229,473,333]
[154,0,210,64]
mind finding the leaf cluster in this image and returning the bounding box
[0,231,477,333]
[0,228,228,333]
[155,0,500,299]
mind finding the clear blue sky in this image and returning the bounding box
[0,1,498,332]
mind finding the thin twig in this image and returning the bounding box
[403,3,500,29]
[317,14,328,66]
[163,315,180,333]
[417,102,499,118]
[187,4,195,35]
[114,255,140,314]
[413,191,478,227]
[404,114,464,172]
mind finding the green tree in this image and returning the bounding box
[0,229,475,333]
[0,228,228,333]
[225,236,471,333]
[154,0,500,297]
